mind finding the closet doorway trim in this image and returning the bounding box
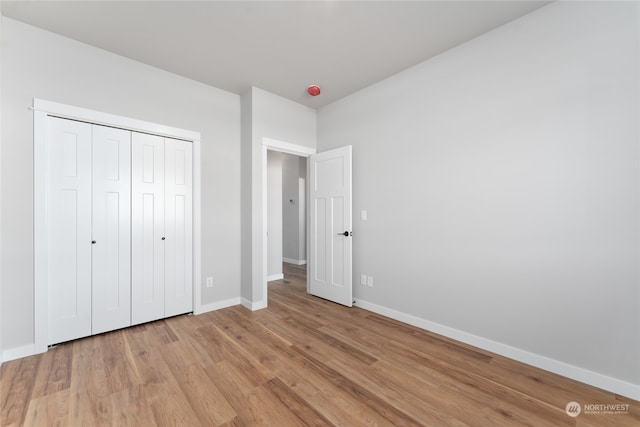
[33,98,202,354]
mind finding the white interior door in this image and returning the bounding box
[309,145,353,307]
[47,117,92,344]
[131,132,165,325]
[164,138,193,317]
[91,125,131,334]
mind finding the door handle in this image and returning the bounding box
[338,231,352,237]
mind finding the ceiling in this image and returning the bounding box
[1,1,551,109]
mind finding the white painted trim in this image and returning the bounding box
[267,274,284,282]
[241,298,268,311]
[32,99,200,141]
[261,137,316,311]
[2,344,40,363]
[354,298,640,401]
[262,145,268,307]
[262,137,316,157]
[34,109,48,354]
[194,297,241,315]
[34,98,202,355]
[306,156,311,295]
[193,139,202,316]
[283,258,307,265]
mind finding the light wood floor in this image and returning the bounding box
[2,263,639,426]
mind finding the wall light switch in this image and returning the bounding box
[206,277,213,288]
[367,276,374,287]
[360,274,367,286]
[361,210,367,221]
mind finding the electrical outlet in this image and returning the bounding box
[360,274,367,286]
[367,276,374,287]
[206,277,213,288]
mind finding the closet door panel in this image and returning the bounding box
[47,118,92,344]
[131,133,165,325]
[92,125,131,334]
[164,139,193,317]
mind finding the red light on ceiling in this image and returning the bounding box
[308,85,321,96]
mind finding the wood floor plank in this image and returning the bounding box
[266,297,328,328]
[124,326,173,387]
[205,361,301,426]
[29,344,72,399]
[278,349,401,427]
[147,382,203,427]
[262,377,334,427]
[106,385,156,426]
[288,345,424,426]
[326,356,471,426]
[260,313,378,367]
[165,315,223,367]
[243,382,313,426]
[283,374,393,426]
[216,416,245,427]
[197,324,275,386]
[67,337,113,426]
[1,355,41,426]
[161,341,237,425]
[21,389,70,427]
[101,329,140,394]
[2,262,639,426]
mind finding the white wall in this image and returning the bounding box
[267,151,283,280]
[241,87,315,306]
[318,1,639,396]
[1,18,242,353]
[282,153,306,264]
[240,90,254,305]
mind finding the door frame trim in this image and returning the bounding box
[33,98,202,354]
[261,137,315,309]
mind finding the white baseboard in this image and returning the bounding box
[194,297,241,315]
[241,298,267,311]
[267,273,284,282]
[354,298,640,401]
[283,258,307,266]
[2,343,38,363]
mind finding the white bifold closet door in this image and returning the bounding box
[47,118,93,344]
[131,133,165,325]
[131,133,193,325]
[91,125,131,334]
[164,138,193,317]
[47,117,193,345]
[47,118,131,344]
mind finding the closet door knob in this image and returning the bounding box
[91,240,96,244]
[161,237,165,241]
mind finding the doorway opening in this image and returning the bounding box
[261,139,353,308]
[261,138,315,307]
[266,151,307,283]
